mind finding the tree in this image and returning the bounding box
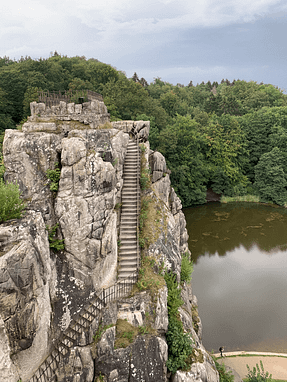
[139,77,148,87]
[131,72,139,82]
[157,115,209,206]
[254,147,287,205]
[22,86,39,118]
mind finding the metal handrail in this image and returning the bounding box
[38,89,103,107]
[29,269,138,382]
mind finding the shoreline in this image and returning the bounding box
[214,351,287,381]
[213,351,287,359]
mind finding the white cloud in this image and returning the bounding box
[2,0,286,42]
[1,0,287,91]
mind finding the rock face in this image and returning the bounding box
[0,100,219,382]
[0,211,54,381]
[96,330,168,382]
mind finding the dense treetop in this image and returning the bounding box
[1,53,287,207]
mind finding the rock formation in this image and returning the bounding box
[0,98,219,382]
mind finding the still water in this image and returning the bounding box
[184,202,287,353]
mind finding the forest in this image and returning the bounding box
[1,53,287,207]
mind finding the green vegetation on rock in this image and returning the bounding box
[0,179,26,223]
[132,255,165,296]
[46,162,61,192]
[180,252,193,284]
[46,223,65,251]
[211,356,235,382]
[114,319,138,349]
[164,271,196,374]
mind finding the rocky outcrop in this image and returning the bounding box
[111,120,150,142]
[0,100,218,382]
[0,211,55,381]
[29,100,110,127]
[96,331,168,382]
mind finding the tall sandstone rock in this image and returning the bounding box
[0,100,219,382]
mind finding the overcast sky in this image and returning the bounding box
[2,0,287,90]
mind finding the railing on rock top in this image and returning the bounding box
[29,270,137,382]
[38,89,103,108]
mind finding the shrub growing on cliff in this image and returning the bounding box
[180,252,193,284]
[46,162,61,192]
[46,223,65,251]
[0,179,26,223]
[164,271,194,373]
[211,356,234,382]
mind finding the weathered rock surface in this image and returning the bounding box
[172,359,218,382]
[0,317,19,382]
[96,333,168,382]
[3,130,61,226]
[56,347,94,382]
[0,211,55,381]
[111,120,150,142]
[150,151,167,183]
[117,287,168,333]
[29,100,110,127]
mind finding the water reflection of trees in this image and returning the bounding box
[184,202,287,263]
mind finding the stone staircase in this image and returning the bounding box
[29,273,138,382]
[29,295,105,382]
[118,138,140,280]
[29,138,140,382]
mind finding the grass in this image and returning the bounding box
[98,122,113,129]
[217,354,287,359]
[93,323,115,343]
[140,150,151,191]
[139,195,167,250]
[221,195,260,203]
[131,255,165,297]
[114,319,155,349]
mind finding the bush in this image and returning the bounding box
[46,162,61,192]
[245,360,272,382]
[0,179,26,223]
[180,252,193,283]
[165,272,183,316]
[165,314,194,373]
[46,223,65,251]
[212,356,234,382]
[164,271,194,373]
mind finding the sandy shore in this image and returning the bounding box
[215,351,287,380]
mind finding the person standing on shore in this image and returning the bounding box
[219,346,224,357]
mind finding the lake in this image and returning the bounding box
[184,202,287,353]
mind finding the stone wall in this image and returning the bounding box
[29,100,110,127]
